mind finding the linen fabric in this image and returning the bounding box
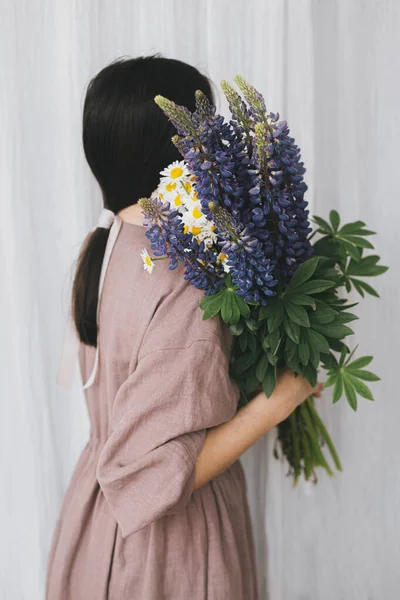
[46,220,258,599]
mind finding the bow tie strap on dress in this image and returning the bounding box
[83,209,122,389]
[56,208,123,390]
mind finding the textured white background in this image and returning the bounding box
[0,1,399,598]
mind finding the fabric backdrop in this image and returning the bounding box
[1,1,399,598]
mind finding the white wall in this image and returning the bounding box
[1,1,398,598]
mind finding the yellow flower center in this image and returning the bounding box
[183,182,192,194]
[170,167,183,179]
[145,256,153,267]
[219,253,228,261]
[192,206,202,219]
[191,191,198,202]
[211,225,216,232]
[183,224,189,234]
[166,182,177,192]
[191,225,202,236]
[174,194,182,206]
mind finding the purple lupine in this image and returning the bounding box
[138,196,223,294]
[208,201,277,305]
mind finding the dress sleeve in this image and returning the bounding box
[96,338,240,537]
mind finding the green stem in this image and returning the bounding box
[306,398,343,472]
[289,411,301,485]
[300,403,334,477]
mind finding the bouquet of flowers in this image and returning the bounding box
[138,76,388,484]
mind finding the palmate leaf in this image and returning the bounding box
[347,255,388,278]
[324,353,379,410]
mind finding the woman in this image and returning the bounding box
[46,55,323,600]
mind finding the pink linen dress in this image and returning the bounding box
[46,219,259,599]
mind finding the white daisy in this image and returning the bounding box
[217,252,231,273]
[160,160,190,184]
[140,248,154,274]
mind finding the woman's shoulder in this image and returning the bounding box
[138,257,232,360]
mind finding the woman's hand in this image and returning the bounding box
[272,367,324,422]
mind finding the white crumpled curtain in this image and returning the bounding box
[1,1,398,598]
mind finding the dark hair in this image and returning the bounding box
[72,54,215,346]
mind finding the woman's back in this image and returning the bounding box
[46,220,258,599]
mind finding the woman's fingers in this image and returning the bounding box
[313,381,324,398]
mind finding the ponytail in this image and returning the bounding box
[72,227,110,347]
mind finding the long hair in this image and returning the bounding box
[71,54,215,346]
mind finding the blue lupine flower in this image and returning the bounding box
[153,75,314,300]
[138,196,223,294]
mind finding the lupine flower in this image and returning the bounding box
[151,75,314,299]
[138,196,225,294]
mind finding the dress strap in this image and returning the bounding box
[57,215,123,390]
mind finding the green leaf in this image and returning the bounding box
[285,257,320,291]
[335,312,359,324]
[283,314,300,344]
[320,352,339,370]
[309,344,320,369]
[258,306,269,321]
[347,256,389,277]
[306,328,330,354]
[294,279,336,295]
[262,365,277,397]
[311,320,354,339]
[284,300,310,327]
[221,293,233,323]
[235,293,251,317]
[238,328,248,352]
[339,221,367,235]
[351,278,365,297]
[325,337,350,353]
[342,374,358,410]
[290,294,316,309]
[344,235,374,249]
[313,237,345,262]
[285,337,298,361]
[230,295,241,324]
[266,298,284,333]
[245,316,260,333]
[330,210,340,232]
[234,349,260,375]
[346,369,380,382]
[324,373,337,389]
[350,278,380,298]
[200,292,225,320]
[312,215,332,233]
[340,240,362,261]
[332,375,343,403]
[345,373,375,400]
[347,356,373,369]
[268,328,281,355]
[229,320,244,336]
[303,363,317,387]
[298,337,310,366]
[256,353,270,382]
[312,301,338,324]
[247,332,257,353]
[339,345,348,367]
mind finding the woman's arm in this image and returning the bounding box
[193,369,323,490]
